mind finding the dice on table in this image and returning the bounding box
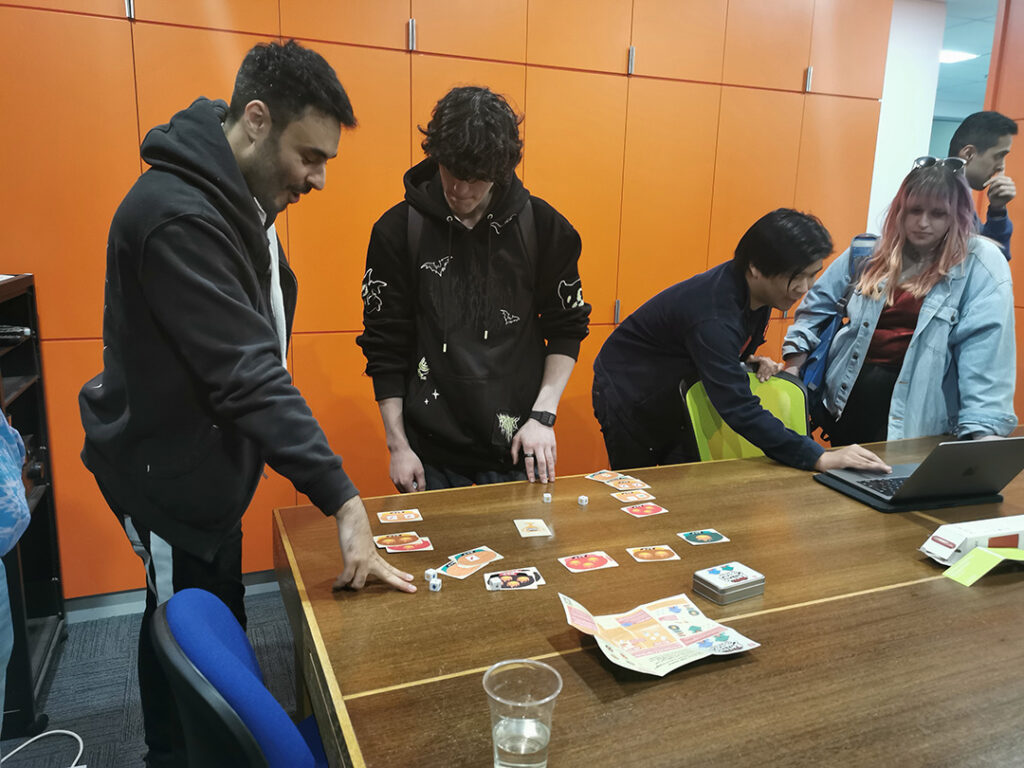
[577,495,589,507]
[428,577,442,592]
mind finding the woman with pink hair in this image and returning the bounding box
[783,158,1016,445]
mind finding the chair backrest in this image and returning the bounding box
[151,588,317,768]
[683,371,809,461]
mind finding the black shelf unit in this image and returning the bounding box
[0,274,66,739]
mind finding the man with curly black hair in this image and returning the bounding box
[358,86,591,490]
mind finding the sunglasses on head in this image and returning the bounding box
[912,156,966,173]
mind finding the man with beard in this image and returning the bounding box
[79,41,415,767]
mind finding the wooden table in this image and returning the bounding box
[273,437,1024,768]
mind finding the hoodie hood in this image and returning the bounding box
[140,98,272,271]
[403,157,530,227]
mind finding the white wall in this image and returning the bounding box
[866,0,947,233]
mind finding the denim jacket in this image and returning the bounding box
[0,419,28,557]
[783,235,1016,439]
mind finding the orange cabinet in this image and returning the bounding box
[808,0,892,100]
[1003,119,1024,297]
[522,67,627,326]
[42,339,141,597]
[411,55,527,172]
[527,0,632,74]
[989,0,1024,122]
[133,0,279,36]
[617,78,721,320]
[557,324,614,475]
[0,0,123,15]
[708,87,804,267]
[630,0,727,83]
[412,0,527,63]
[133,24,275,139]
[0,7,140,341]
[280,0,409,49]
[288,45,411,334]
[794,94,880,255]
[290,332,394,498]
[723,0,814,92]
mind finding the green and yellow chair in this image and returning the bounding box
[681,371,809,461]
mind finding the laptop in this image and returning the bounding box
[814,436,1024,512]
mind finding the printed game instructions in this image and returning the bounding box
[557,592,759,677]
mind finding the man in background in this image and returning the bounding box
[79,41,414,767]
[949,110,1018,259]
[357,86,590,491]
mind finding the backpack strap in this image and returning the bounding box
[837,233,878,314]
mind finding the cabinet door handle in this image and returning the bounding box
[804,65,814,93]
[614,299,621,325]
[627,45,636,75]
[408,18,417,51]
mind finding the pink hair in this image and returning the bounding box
[857,165,975,303]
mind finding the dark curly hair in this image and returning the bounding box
[419,87,523,183]
[227,40,356,131]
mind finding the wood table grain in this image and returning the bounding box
[273,436,1024,768]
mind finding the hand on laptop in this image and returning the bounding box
[814,444,892,474]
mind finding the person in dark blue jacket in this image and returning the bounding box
[592,209,890,474]
[949,110,1017,259]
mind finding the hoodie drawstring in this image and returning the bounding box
[442,216,454,353]
[483,213,494,342]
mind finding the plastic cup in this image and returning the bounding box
[483,659,562,768]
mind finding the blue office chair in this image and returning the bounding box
[151,588,328,768]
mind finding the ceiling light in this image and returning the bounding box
[940,50,979,63]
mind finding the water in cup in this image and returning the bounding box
[492,716,550,768]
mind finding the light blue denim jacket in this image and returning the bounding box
[783,236,1017,439]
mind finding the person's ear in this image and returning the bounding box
[241,100,272,143]
[958,144,977,162]
[747,264,764,281]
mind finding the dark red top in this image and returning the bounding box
[866,287,925,366]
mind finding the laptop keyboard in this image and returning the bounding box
[858,476,908,496]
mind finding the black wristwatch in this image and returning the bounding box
[530,410,557,427]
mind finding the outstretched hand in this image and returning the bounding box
[747,355,783,382]
[511,418,557,483]
[332,496,416,593]
[814,444,891,474]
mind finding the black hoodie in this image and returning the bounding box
[357,158,591,471]
[79,98,357,561]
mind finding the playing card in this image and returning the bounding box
[373,531,420,548]
[677,529,731,545]
[586,469,624,482]
[377,509,423,523]
[385,537,434,553]
[483,567,546,590]
[604,476,651,491]
[514,519,552,537]
[626,545,680,562]
[694,561,764,589]
[558,551,619,573]
[611,489,656,503]
[621,502,669,518]
[438,546,504,579]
